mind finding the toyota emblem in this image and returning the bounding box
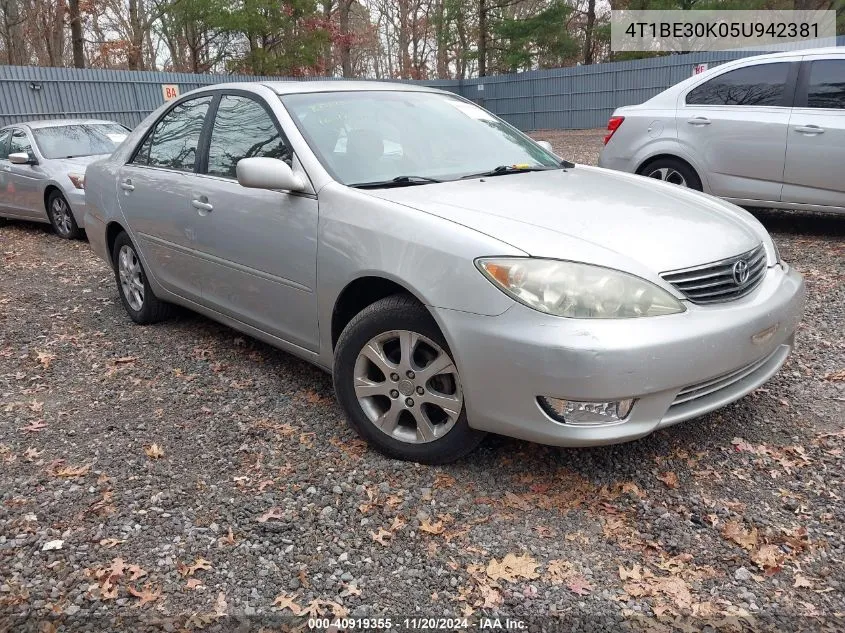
[732,260,750,286]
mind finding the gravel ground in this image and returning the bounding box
[1,131,843,632]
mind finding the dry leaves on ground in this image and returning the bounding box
[485,553,539,582]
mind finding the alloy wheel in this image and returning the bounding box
[353,330,463,444]
[646,167,688,187]
[51,197,73,236]
[117,245,145,311]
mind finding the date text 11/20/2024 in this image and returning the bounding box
[307,617,527,630]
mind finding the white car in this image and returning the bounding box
[598,47,845,214]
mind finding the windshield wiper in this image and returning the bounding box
[350,175,443,189]
[460,165,560,180]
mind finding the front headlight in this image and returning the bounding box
[477,258,685,319]
[68,173,85,189]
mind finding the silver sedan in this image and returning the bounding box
[0,119,128,238]
[83,82,805,463]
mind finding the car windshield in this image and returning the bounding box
[32,123,128,159]
[281,91,561,185]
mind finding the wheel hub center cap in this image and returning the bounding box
[397,379,414,396]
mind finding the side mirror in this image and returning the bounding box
[236,157,305,192]
[8,152,34,165]
[536,140,554,153]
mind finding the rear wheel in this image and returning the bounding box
[334,295,485,464]
[111,231,173,324]
[46,190,81,239]
[638,157,702,191]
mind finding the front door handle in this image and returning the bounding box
[794,124,824,135]
[120,179,134,191]
[192,198,213,212]
[687,117,711,126]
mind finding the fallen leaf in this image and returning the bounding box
[722,520,758,550]
[793,573,813,588]
[657,471,679,489]
[128,583,161,607]
[53,464,91,478]
[19,420,47,432]
[824,369,845,382]
[257,507,285,523]
[486,553,539,582]
[36,351,56,369]
[273,592,304,615]
[434,473,456,488]
[99,538,125,549]
[566,575,593,596]
[126,564,147,581]
[545,559,575,585]
[179,557,212,577]
[420,518,445,535]
[751,544,784,572]
[371,528,391,545]
[186,578,204,590]
[144,444,164,459]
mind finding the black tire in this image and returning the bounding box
[638,157,702,191]
[111,231,173,324]
[0,217,7,227]
[46,190,82,239]
[333,294,485,464]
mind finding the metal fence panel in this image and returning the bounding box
[0,36,841,131]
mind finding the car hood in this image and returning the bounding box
[364,166,762,273]
[47,154,111,171]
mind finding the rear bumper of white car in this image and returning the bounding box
[435,264,804,447]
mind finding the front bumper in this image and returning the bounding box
[435,264,805,447]
[64,188,87,225]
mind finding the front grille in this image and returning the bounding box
[661,244,767,304]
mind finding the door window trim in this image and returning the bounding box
[793,57,845,110]
[198,89,296,178]
[127,92,218,171]
[682,60,800,109]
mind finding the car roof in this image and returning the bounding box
[4,119,120,131]
[185,80,446,97]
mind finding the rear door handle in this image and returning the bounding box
[794,124,824,135]
[191,199,213,212]
[120,179,134,191]
[687,117,711,126]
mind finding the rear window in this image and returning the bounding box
[806,59,845,109]
[686,63,790,107]
[32,123,129,159]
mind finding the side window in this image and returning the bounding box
[686,63,790,107]
[206,95,291,179]
[0,130,11,159]
[141,95,213,172]
[9,129,33,155]
[806,60,845,109]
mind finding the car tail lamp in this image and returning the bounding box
[603,116,624,145]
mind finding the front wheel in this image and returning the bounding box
[333,295,485,464]
[46,190,81,239]
[111,232,173,324]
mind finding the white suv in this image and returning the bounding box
[598,48,845,213]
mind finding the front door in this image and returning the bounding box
[116,94,214,303]
[782,57,845,210]
[5,128,45,218]
[191,93,319,351]
[677,60,797,202]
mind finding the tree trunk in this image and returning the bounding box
[583,0,595,65]
[434,0,448,78]
[127,0,143,70]
[48,0,66,66]
[68,0,84,67]
[477,0,486,77]
[339,0,352,77]
[398,0,410,78]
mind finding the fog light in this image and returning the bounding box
[538,396,634,426]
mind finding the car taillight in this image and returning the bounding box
[603,116,624,145]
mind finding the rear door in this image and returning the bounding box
[116,94,215,303]
[676,59,798,202]
[190,91,320,350]
[782,55,845,209]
